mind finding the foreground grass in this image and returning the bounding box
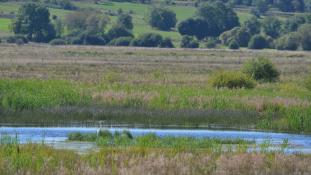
[0,142,309,175]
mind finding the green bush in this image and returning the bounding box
[49,38,66,45]
[229,40,239,49]
[130,33,163,47]
[160,37,174,48]
[108,37,133,46]
[6,35,28,44]
[243,57,280,82]
[248,34,268,49]
[209,71,255,89]
[180,35,199,48]
[275,32,300,51]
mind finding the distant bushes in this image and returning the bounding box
[275,32,300,50]
[243,57,280,82]
[109,37,133,46]
[49,38,66,45]
[180,35,199,48]
[130,33,163,47]
[6,35,28,44]
[209,71,255,89]
[248,34,268,49]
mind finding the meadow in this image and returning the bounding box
[0,44,310,132]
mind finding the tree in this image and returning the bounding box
[178,18,210,40]
[106,26,133,41]
[65,10,109,35]
[248,34,268,49]
[180,35,199,48]
[275,32,300,51]
[284,15,306,33]
[131,33,163,47]
[255,0,269,15]
[298,24,311,50]
[220,27,251,47]
[12,3,56,42]
[148,7,177,31]
[229,39,239,49]
[243,16,261,35]
[262,17,282,38]
[117,14,133,30]
[197,2,240,36]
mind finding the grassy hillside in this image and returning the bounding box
[0,1,252,43]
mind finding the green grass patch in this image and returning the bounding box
[0,79,89,111]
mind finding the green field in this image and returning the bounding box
[0,45,310,132]
[0,1,253,43]
[0,18,10,32]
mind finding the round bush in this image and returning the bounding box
[108,37,133,46]
[49,39,66,45]
[6,35,28,44]
[209,71,255,89]
[243,57,280,82]
[229,40,239,49]
[248,34,268,49]
[130,33,163,47]
[180,35,199,48]
[160,37,174,48]
[275,33,300,51]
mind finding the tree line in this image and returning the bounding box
[4,1,311,51]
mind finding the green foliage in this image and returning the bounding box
[148,7,177,31]
[106,26,133,41]
[275,32,300,51]
[242,57,280,82]
[0,79,88,111]
[117,14,133,30]
[220,27,251,47]
[130,33,163,47]
[49,38,66,45]
[209,71,255,89]
[298,24,311,50]
[262,17,282,38]
[68,132,97,141]
[229,40,239,49]
[248,34,268,50]
[108,36,133,46]
[180,35,199,48]
[12,3,56,43]
[160,37,174,48]
[243,16,261,35]
[6,35,28,44]
[42,0,77,10]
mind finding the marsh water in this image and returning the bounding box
[0,126,310,154]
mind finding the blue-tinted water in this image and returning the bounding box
[0,127,310,153]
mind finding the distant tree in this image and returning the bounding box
[229,39,239,49]
[248,34,268,49]
[243,16,261,35]
[12,3,56,42]
[160,37,174,48]
[255,0,269,15]
[131,33,163,47]
[117,14,133,30]
[65,10,109,35]
[180,35,199,48]
[196,2,240,36]
[275,0,305,12]
[298,24,311,50]
[262,17,282,38]
[283,15,306,33]
[148,7,177,31]
[220,27,251,47]
[275,32,300,51]
[106,26,133,41]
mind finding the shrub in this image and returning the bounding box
[108,37,133,46]
[180,35,199,48]
[148,7,176,31]
[117,14,133,30]
[6,35,28,44]
[209,71,255,89]
[275,32,300,51]
[160,37,174,48]
[204,38,217,48]
[298,24,311,51]
[106,26,133,41]
[49,38,66,45]
[248,34,268,49]
[130,33,163,47]
[243,57,280,82]
[228,40,239,49]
